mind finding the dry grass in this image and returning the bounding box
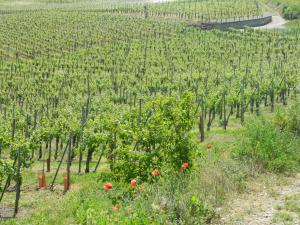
[212,173,300,225]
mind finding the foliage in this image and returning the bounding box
[274,100,300,135]
[0,166,218,224]
[0,0,264,22]
[286,100,300,135]
[112,92,196,181]
[271,0,300,19]
[0,0,299,223]
[140,170,215,224]
[0,159,15,189]
[236,117,300,173]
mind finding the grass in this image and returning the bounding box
[272,211,294,223]
[0,159,108,219]
[285,194,300,214]
[268,0,300,19]
[286,19,300,28]
[271,181,300,224]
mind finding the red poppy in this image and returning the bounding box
[181,162,189,170]
[152,169,160,176]
[130,179,136,189]
[113,204,120,211]
[103,182,113,190]
[207,144,212,150]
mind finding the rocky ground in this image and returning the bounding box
[213,174,300,225]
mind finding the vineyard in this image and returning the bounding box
[0,0,264,21]
[0,0,300,224]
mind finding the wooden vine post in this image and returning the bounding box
[78,106,86,174]
[198,97,205,142]
[65,139,72,192]
[93,146,105,173]
[50,138,70,191]
[144,5,148,19]
[14,148,21,217]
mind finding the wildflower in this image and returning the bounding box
[113,204,120,211]
[130,179,136,189]
[152,169,160,176]
[207,143,212,150]
[103,182,113,190]
[181,162,189,170]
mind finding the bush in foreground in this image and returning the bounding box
[236,117,300,173]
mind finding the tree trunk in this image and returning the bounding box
[223,94,227,130]
[38,144,42,160]
[85,149,93,174]
[47,139,52,172]
[54,136,59,160]
[78,150,83,174]
[199,112,205,142]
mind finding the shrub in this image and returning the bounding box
[235,117,300,173]
[272,0,300,19]
[126,170,215,225]
[287,101,300,135]
[274,100,300,135]
[283,6,300,19]
[113,92,196,181]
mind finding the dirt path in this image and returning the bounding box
[255,1,287,29]
[214,174,300,225]
[255,15,287,30]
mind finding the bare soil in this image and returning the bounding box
[213,173,300,225]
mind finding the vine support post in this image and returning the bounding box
[241,104,245,124]
[14,148,21,217]
[78,149,83,174]
[12,118,16,140]
[138,98,142,127]
[54,136,59,160]
[144,5,148,19]
[93,146,105,173]
[50,138,70,191]
[255,99,260,116]
[199,98,205,142]
[47,138,52,172]
[270,90,275,112]
[223,93,227,130]
[65,138,71,192]
[199,112,205,142]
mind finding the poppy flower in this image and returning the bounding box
[181,162,189,170]
[152,169,160,176]
[103,182,113,190]
[130,179,136,189]
[207,143,212,150]
[113,204,120,211]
